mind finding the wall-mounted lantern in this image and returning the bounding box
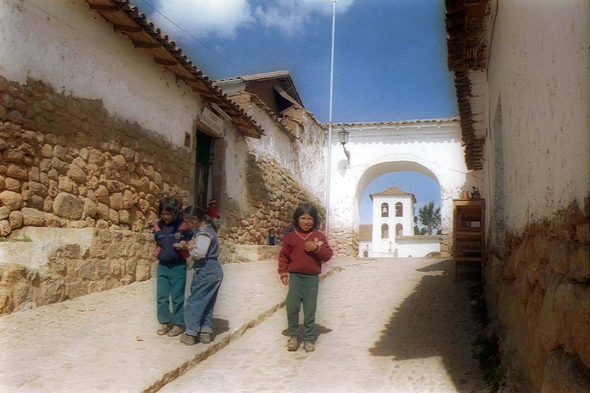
[338,128,350,162]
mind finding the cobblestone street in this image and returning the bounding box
[162,258,485,393]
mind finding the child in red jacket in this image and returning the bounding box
[278,203,333,352]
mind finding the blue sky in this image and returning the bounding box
[132,0,454,226]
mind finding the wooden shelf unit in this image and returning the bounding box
[452,198,485,281]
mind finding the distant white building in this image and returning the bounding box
[358,187,441,258]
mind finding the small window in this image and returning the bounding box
[381,203,389,217]
[381,224,389,238]
[396,224,403,236]
[395,202,403,217]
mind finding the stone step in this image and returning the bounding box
[0,259,346,392]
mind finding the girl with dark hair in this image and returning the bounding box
[177,205,223,345]
[278,203,333,353]
[153,197,192,337]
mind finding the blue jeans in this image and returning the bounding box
[184,258,223,336]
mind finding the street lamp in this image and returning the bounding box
[338,128,350,162]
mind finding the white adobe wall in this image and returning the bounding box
[483,0,590,232]
[0,0,204,150]
[396,238,440,258]
[329,121,482,253]
[244,105,327,204]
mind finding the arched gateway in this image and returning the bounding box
[327,118,482,256]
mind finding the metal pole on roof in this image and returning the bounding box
[325,0,337,238]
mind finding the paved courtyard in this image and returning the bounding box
[162,258,485,393]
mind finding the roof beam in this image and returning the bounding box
[114,25,143,33]
[89,4,119,12]
[132,41,162,49]
[154,57,177,66]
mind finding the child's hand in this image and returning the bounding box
[174,241,188,249]
[281,276,289,285]
[314,238,324,247]
[304,241,318,252]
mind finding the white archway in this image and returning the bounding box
[327,118,482,256]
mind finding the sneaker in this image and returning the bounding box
[287,337,299,351]
[157,323,171,336]
[199,332,212,344]
[167,325,184,337]
[180,333,197,346]
[303,342,315,353]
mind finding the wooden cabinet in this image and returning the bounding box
[452,199,485,281]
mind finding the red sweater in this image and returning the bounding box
[278,230,333,278]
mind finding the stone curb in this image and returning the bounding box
[144,266,345,393]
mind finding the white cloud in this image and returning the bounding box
[254,0,355,37]
[150,0,256,39]
[147,0,354,40]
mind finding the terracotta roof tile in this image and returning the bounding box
[370,187,417,204]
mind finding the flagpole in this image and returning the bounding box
[325,0,337,237]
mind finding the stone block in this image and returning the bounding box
[9,211,23,229]
[109,193,123,210]
[29,167,40,182]
[97,203,109,221]
[6,164,28,180]
[0,190,22,210]
[22,208,45,226]
[0,206,9,220]
[40,144,53,158]
[4,177,20,192]
[106,180,125,193]
[112,155,126,171]
[13,281,31,310]
[53,192,84,220]
[95,185,109,204]
[51,157,68,174]
[29,181,48,197]
[138,176,150,193]
[68,164,86,184]
[119,209,130,224]
[43,196,53,213]
[83,198,97,218]
[3,149,25,163]
[87,149,104,165]
[57,176,74,193]
[66,281,87,300]
[109,209,119,224]
[0,220,11,236]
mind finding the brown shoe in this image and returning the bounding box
[157,323,171,336]
[287,337,299,351]
[303,342,315,353]
[167,325,184,337]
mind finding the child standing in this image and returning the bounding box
[266,228,278,245]
[179,206,224,345]
[153,198,192,337]
[278,203,333,352]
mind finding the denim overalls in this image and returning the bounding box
[184,224,223,336]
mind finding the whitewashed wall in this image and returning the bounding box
[329,120,482,245]
[482,0,590,232]
[0,0,204,150]
[396,238,440,258]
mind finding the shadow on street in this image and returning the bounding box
[369,259,482,391]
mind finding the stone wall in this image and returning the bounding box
[328,228,359,257]
[220,154,323,245]
[0,229,157,316]
[484,198,590,391]
[0,76,190,236]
